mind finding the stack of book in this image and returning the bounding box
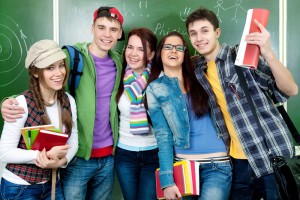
[155,160,200,199]
[20,125,68,151]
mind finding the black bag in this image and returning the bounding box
[272,156,300,200]
[232,47,300,199]
[270,92,300,200]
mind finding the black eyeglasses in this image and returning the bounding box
[162,44,186,52]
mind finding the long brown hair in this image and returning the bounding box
[28,60,72,131]
[150,31,208,117]
[116,28,157,103]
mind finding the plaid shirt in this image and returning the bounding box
[6,90,72,184]
[194,43,293,178]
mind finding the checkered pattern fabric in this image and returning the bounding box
[6,90,72,184]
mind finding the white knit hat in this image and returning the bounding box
[25,40,66,69]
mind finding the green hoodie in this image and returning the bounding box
[64,42,122,160]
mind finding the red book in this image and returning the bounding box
[235,8,270,69]
[155,160,198,199]
[31,129,69,151]
[190,161,200,196]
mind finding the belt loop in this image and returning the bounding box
[229,156,234,169]
[210,158,216,167]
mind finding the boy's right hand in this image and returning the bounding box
[1,98,24,122]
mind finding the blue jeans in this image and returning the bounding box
[230,158,281,200]
[60,155,114,200]
[115,147,159,200]
[183,160,232,200]
[0,178,64,200]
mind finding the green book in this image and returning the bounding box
[24,129,39,149]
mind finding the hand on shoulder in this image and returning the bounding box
[1,97,24,122]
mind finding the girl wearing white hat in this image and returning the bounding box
[0,40,78,200]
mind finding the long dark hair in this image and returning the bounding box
[150,31,208,117]
[116,28,157,103]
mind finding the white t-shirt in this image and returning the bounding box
[0,92,78,185]
[117,93,157,151]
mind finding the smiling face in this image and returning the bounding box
[91,17,122,56]
[125,34,154,74]
[161,36,185,71]
[188,19,221,61]
[36,59,67,94]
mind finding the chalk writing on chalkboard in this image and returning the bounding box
[121,1,150,17]
[215,0,247,23]
[139,0,149,17]
[0,15,28,87]
[122,2,135,17]
[180,7,191,22]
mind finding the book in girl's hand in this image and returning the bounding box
[155,160,200,199]
[30,129,68,151]
[21,125,55,149]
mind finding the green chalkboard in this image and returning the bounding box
[0,0,281,131]
[0,0,53,130]
[1,0,299,200]
[59,0,280,56]
[287,0,300,131]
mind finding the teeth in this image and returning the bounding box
[101,39,111,43]
[130,58,139,62]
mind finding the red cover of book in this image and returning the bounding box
[155,160,199,199]
[235,9,270,69]
[155,161,186,199]
[31,129,69,151]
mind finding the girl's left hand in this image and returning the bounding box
[46,145,70,160]
[35,148,66,169]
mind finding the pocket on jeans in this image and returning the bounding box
[151,149,159,164]
[115,147,125,157]
[115,147,130,162]
[214,163,232,176]
[1,179,24,199]
[67,156,78,167]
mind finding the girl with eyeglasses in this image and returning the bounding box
[146,31,232,200]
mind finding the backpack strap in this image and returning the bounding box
[62,45,84,97]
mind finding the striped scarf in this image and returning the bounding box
[123,63,151,135]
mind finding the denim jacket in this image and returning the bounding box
[146,74,192,188]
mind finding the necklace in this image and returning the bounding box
[44,99,57,107]
[43,92,57,107]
